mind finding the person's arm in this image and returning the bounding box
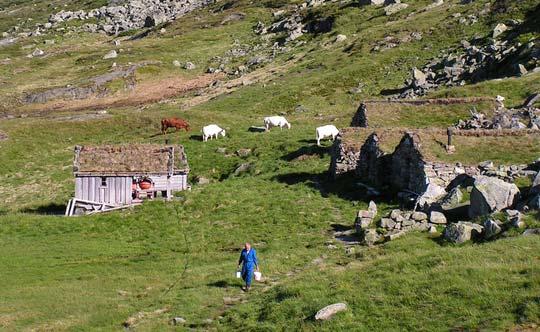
[237,250,244,269]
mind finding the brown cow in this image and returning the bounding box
[161,118,190,134]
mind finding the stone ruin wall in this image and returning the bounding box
[329,130,480,193]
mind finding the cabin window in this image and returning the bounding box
[101,177,107,187]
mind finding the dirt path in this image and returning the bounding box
[14,55,303,117]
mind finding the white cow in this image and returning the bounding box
[202,124,226,142]
[315,125,339,146]
[264,116,291,131]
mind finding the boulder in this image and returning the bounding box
[335,34,347,43]
[523,229,540,236]
[103,50,118,59]
[530,171,540,195]
[233,163,253,176]
[411,211,428,221]
[171,317,186,325]
[492,23,508,38]
[506,210,525,228]
[315,303,347,321]
[385,230,406,241]
[469,176,520,218]
[368,200,377,215]
[236,148,252,157]
[439,187,463,208]
[429,211,447,224]
[196,176,210,185]
[417,183,447,208]
[483,219,502,239]
[444,222,484,244]
[173,60,181,67]
[380,218,396,229]
[384,3,409,15]
[412,68,427,88]
[361,229,381,246]
[184,62,196,70]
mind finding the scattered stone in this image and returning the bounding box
[233,163,253,176]
[184,62,196,70]
[103,50,118,59]
[236,148,252,157]
[429,211,447,224]
[523,229,540,236]
[173,60,181,67]
[196,176,210,185]
[385,230,406,241]
[216,147,227,154]
[469,176,520,218]
[428,225,437,233]
[315,303,347,321]
[506,210,525,228]
[483,218,502,239]
[335,34,347,43]
[384,3,409,15]
[361,229,381,246]
[171,317,186,325]
[32,48,45,57]
[411,211,428,221]
[492,23,508,38]
[444,221,484,244]
[380,218,396,229]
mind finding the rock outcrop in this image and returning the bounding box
[47,0,215,35]
[469,176,520,218]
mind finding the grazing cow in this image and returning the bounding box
[316,125,339,146]
[161,118,190,134]
[264,116,291,131]
[202,124,226,142]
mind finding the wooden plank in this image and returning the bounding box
[75,177,83,199]
[115,178,121,205]
[88,177,95,202]
[65,199,73,216]
[125,177,133,204]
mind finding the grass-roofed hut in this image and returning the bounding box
[66,144,189,216]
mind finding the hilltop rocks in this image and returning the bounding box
[384,2,409,15]
[444,222,483,243]
[47,0,214,35]
[469,176,519,218]
[399,33,540,98]
[455,107,539,131]
[315,303,347,321]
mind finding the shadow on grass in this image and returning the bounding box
[273,171,383,202]
[189,134,204,141]
[207,280,231,288]
[21,203,66,215]
[280,145,330,161]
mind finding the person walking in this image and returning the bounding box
[237,242,259,292]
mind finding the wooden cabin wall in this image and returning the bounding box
[150,174,188,191]
[75,176,132,205]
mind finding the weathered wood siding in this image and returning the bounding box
[75,176,132,205]
[150,174,188,191]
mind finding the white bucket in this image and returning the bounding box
[236,271,241,279]
[254,271,262,281]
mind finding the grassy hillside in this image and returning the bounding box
[0,0,539,330]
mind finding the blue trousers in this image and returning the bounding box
[242,265,254,286]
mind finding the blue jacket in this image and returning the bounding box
[238,248,258,271]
